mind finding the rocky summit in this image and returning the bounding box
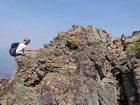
[0,25,140,105]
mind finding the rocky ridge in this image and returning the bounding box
[0,25,140,105]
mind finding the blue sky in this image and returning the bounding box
[0,0,140,77]
[0,0,140,49]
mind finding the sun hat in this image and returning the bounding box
[24,37,30,42]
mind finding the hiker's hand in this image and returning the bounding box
[33,48,39,51]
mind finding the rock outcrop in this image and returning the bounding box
[0,25,140,105]
[0,78,8,103]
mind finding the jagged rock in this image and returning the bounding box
[125,31,140,43]
[0,78,8,104]
[0,78,8,90]
[1,25,140,105]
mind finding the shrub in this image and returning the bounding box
[72,47,84,53]
[0,91,7,97]
[126,42,140,51]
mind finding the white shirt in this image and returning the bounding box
[16,43,26,54]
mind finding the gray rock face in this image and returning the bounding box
[0,25,140,105]
[125,31,140,42]
[0,78,8,103]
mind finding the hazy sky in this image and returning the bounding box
[0,0,140,49]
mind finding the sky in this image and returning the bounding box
[0,0,140,77]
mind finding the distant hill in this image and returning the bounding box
[0,49,16,78]
[0,71,11,78]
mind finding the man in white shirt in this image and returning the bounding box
[16,38,37,56]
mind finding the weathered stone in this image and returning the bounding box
[1,25,140,105]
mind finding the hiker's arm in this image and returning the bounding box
[24,48,38,51]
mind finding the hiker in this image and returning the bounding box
[16,38,38,56]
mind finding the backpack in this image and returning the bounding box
[9,42,19,57]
